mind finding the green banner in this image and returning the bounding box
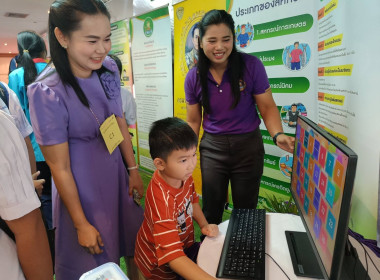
[254,14,313,40]
[269,77,310,93]
[250,49,284,66]
[264,154,281,170]
[260,175,291,196]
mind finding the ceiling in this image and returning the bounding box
[0,0,145,55]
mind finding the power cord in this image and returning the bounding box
[355,237,379,278]
[348,228,380,276]
[265,252,291,280]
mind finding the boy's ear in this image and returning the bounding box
[153,157,166,171]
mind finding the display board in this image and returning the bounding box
[110,19,138,160]
[130,6,173,171]
[173,0,225,193]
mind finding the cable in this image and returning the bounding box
[265,252,291,280]
[356,238,380,277]
[349,229,380,276]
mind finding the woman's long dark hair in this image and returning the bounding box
[17,31,47,87]
[48,0,110,107]
[197,9,244,114]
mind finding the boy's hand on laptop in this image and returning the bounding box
[201,224,219,237]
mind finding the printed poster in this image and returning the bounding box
[130,6,173,172]
[229,0,317,208]
[316,0,380,239]
[110,19,138,161]
[173,0,225,194]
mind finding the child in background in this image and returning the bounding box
[134,117,219,280]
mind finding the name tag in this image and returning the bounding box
[100,114,124,154]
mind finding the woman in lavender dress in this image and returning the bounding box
[27,1,143,279]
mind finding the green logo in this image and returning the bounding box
[143,17,153,37]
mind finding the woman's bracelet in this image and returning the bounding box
[127,165,139,170]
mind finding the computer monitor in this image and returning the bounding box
[286,115,368,280]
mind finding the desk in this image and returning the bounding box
[197,213,379,280]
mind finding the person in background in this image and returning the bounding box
[0,81,45,194]
[108,54,137,126]
[1,81,36,173]
[135,117,219,280]
[27,0,144,279]
[8,30,53,230]
[0,110,53,280]
[185,10,294,226]
[8,54,20,74]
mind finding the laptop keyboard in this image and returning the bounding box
[216,209,266,280]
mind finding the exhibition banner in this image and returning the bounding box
[110,19,138,161]
[130,6,173,171]
[229,0,318,207]
[316,0,380,239]
[173,0,225,193]
[172,0,380,239]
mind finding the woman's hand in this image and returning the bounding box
[128,169,144,198]
[76,222,104,255]
[201,224,219,237]
[276,134,295,154]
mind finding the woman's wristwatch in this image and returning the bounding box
[272,132,285,146]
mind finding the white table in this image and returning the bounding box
[197,213,378,280]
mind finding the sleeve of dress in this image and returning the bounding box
[27,82,69,146]
[184,68,200,105]
[251,57,270,95]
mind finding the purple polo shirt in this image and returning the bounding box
[185,53,270,134]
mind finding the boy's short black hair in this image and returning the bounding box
[149,117,198,160]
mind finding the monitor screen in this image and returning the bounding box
[290,115,357,279]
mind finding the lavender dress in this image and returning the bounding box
[28,57,143,280]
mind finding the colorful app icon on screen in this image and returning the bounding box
[319,171,327,195]
[319,145,327,168]
[319,198,328,223]
[326,181,336,208]
[326,210,336,239]
[313,139,320,161]
[326,152,335,178]
[313,214,322,238]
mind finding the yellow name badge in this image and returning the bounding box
[100,114,124,154]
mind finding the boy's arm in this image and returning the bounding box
[169,255,216,280]
[193,203,219,237]
[192,203,208,228]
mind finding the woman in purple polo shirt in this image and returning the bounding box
[185,9,294,225]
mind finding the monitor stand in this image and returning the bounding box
[285,231,371,280]
[339,239,371,280]
[285,231,324,278]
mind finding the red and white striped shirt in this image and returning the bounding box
[134,170,199,279]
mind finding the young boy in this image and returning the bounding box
[134,117,219,280]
